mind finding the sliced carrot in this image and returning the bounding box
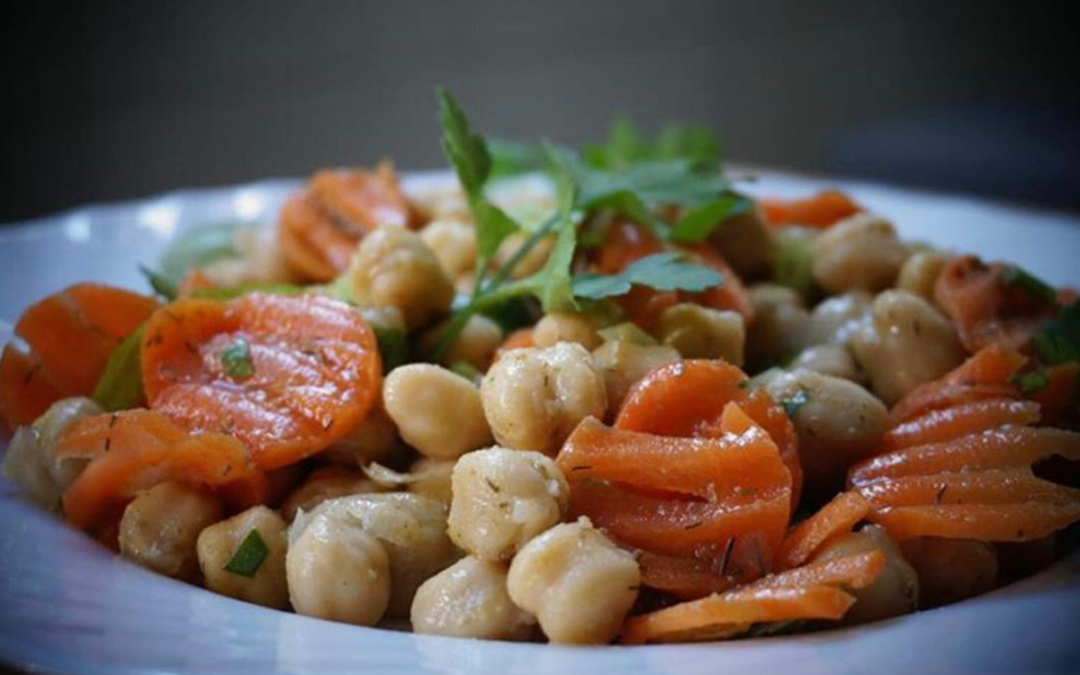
[593,220,663,275]
[889,345,1027,424]
[64,284,160,342]
[759,190,862,229]
[621,551,883,644]
[879,398,1040,451]
[681,244,755,322]
[56,409,258,531]
[0,344,63,429]
[777,491,870,570]
[178,268,216,297]
[850,426,1080,486]
[857,468,1080,509]
[615,360,802,506]
[141,293,381,470]
[1029,362,1080,425]
[871,502,1080,542]
[636,551,739,600]
[492,328,535,364]
[219,464,304,513]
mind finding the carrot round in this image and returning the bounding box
[0,345,62,429]
[492,328,535,363]
[141,293,381,470]
[759,190,862,229]
[879,398,1040,451]
[777,491,870,570]
[56,409,258,531]
[872,503,1080,542]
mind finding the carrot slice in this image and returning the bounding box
[777,491,870,570]
[615,360,802,506]
[0,344,63,429]
[141,293,381,469]
[879,398,1040,451]
[621,551,883,644]
[681,244,755,322]
[871,502,1080,542]
[850,426,1080,486]
[889,345,1027,425]
[636,552,739,600]
[857,469,1080,509]
[759,190,862,229]
[56,410,258,531]
[1030,362,1080,425]
[492,328,535,364]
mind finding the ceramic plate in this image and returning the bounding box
[1,170,1078,675]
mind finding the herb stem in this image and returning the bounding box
[482,212,560,294]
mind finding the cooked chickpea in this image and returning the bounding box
[533,312,602,351]
[301,493,458,617]
[481,343,607,454]
[347,226,454,328]
[420,218,477,278]
[383,364,493,459]
[707,208,777,280]
[657,304,744,364]
[591,341,681,411]
[119,482,223,580]
[507,518,640,644]
[318,401,404,468]
[1,397,101,511]
[407,457,456,504]
[811,213,906,293]
[808,291,872,345]
[448,447,569,561]
[411,555,536,640]
[280,466,384,521]
[286,510,392,625]
[789,344,863,382]
[812,524,918,624]
[763,369,889,492]
[426,314,503,371]
[897,251,950,301]
[901,537,998,608]
[198,505,289,609]
[357,305,407,334]
[851,290,965,405]
[746,284,813,366]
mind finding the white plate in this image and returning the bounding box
[1,171,1078,675]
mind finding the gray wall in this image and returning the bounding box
[2,1,1077,221]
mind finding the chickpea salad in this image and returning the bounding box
[1,90,1078,645]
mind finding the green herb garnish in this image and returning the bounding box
[224,529,269,578]
[573,252,722,301]
[1010,370,1050,394]
[160,223,238,284]
[373,325,409,372]
[782,389,810,418]
[193,283,305,301]
[221,338,254,380]
[1000,265,1057,304]
[450,360,483,382]
[139,265,178,301]
[1031,302,1080,366]
[92,325,146,411]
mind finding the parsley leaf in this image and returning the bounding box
[782,389,810,418]
[221,338,254,380]
[1010,370,1050,394]
[489,138,546,177]
[573,252,723,300]
[1000,265,1057,304]
[224,529,269,578]
[159,223,238,284]
[1031,302,1080,366]
[669,192,751,243]
[139,265,178,301]
[92,325,146,412]
[583,115,721,169]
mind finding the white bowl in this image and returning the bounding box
[1,170,1078,675]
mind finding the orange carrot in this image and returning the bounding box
[759,190,862,229]
[871,502,1080,542]
[219,464,303,513]
[681,244,755,322]
[858,468,1079,509]
[0,345,63,429]
[492,328,535,363]
[879,398,1040,451]
[56,410,258,531]
[1029,362,1080,425]
[636,552,739,600]
[177,268,216,297]
[889,345,1027,425]
[141,293,381,470]
[777,491,870,570]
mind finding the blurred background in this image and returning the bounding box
[2,0,1078,223]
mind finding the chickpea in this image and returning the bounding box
[494,232,554,279]
[897,251,950,302]
[746,284,813,366]
[347,226,454,328]
[203,225,296,287]
[357,305,407,334]
[448,447,569,561]
[812,525,918,624]
[280,466,385,522]
[409,183,471,222]
[657,304,745,365]
[383,364,493,459]
[533,312,602,351]
[481,343,607,454]
[286,510,392,625]
[851,290,965,405]
[763,369,889,492]
[707,208,777,280]
[507,518,640,644]
[407,457,456,504]
[119,482,223,580]
[420,314,503,371]
[591,341,681,411]
[420,218,477,278]
[198,506,289,609]
[811,213,906,293]
[789,344,863,382]
[301,493,458,617]
[411,556,536,640]
[808,291,872,346]
[318,401,405,469]
[1,397,101,511]
[900,537,998,608]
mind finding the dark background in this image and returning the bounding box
[2,1,1079,223]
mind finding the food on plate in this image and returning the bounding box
[1,89,1078,645]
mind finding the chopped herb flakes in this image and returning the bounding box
[221,338,254,380]
[1011,370,1050,394]
[224,529,269,577]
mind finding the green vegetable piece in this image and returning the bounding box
[92,325,146,412]
[373,325,409,372]
[489,138,546,177]
[669,192,751,243]
[597,322,657,346]
[221,338,254,380]
[1031,302,1080,366]
[159,223,238,283]
[1010,370,1050,394]
[139,266,178,302]
[572,252,722,301]
[774,232,815,296]
[1000,265,1057,304]
[781,389,809,418]
[224,529,269,578]
[192,283,305,301]
[449,360,483,382]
